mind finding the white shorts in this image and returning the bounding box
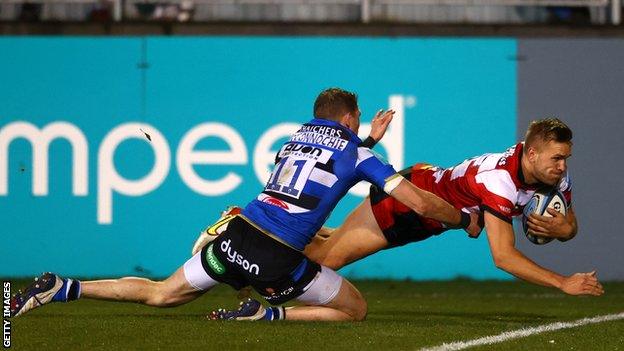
[183,251,219,291]
[296,265,343,306]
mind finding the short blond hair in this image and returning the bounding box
[525,118,572,148]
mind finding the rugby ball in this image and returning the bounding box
[522,188,567,245]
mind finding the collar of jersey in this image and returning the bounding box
[517,142,528,186]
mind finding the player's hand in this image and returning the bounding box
[368,109,395,142]
[527,208,574,239]
[560,271,604,296]
[464,212,483,238]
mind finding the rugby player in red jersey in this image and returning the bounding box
[305,118,603,296]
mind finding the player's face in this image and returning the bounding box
[531,140,572,186]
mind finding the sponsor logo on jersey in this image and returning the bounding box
[220,239,260,275]
[262,196,289,210]
[283,143,323,157]
[205,244,225,275]
[498,205,512,214]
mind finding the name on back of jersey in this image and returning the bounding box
[290,125,349,151]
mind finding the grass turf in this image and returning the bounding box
[6,279,624,350]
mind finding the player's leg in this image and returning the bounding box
[305,197,389,270]
[314,226,335,240]
[285,267,367,321]
[81,252,212,307]
[213,267,366,322]
[208,218,369,322]
[10,251,218,317]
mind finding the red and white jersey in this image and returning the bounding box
[406,143,572,224]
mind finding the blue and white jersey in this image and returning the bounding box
[242,118,398,251]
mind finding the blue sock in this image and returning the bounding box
[263,306,285,321]
[52,279,81,302]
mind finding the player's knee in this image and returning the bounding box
[339,285,367,321]
[351,297,368,321]
[148,292,180,307]
[147,284,183,307]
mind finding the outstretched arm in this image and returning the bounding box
[484,211,602,296]
[389,178,481,237]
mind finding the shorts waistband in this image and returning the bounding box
[237,214,301,252]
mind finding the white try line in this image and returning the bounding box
[420,312,624,351]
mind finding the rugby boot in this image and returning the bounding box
[10,272,81,317]
[208,298,284,321]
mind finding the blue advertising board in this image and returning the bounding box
[0,37,516,279]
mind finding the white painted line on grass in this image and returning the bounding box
[420,312,624,351]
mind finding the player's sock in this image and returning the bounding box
[51,278,81,302]
[263,306,285,321]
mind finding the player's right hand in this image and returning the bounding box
[560,271,604,296]
[368,109,395,142]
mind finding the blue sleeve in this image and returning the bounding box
[354,147,397,189]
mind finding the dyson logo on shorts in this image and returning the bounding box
[220,239,260,275]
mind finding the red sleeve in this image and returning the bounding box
[474,170,518,224]
[479,189,515,224]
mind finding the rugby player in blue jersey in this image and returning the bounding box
[11,88,481,321]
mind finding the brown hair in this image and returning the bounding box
[313,88,358,121]
[525,118,573,148]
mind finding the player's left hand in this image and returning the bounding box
[368,109,394,142]
[527,208,574,239]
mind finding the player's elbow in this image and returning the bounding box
[492,253,511,270]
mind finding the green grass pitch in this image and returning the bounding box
[6,279,624,350]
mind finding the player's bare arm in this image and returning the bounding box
[389,178,481,237]
[306,171,484,269]
[484,211,603,296]
[527,206,578,241]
